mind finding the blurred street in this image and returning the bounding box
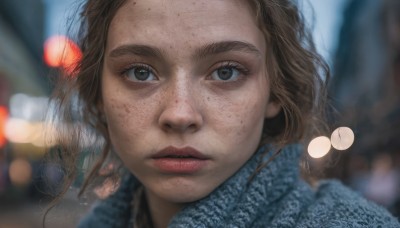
[0,0,399,226]
[0,189,90,228]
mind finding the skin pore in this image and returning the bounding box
[101,0,280,227]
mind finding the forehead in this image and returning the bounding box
[107,0,265,54]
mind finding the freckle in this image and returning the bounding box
[175,100,178,103]
[123,104,130,114]
[133,1,136,5]
[148,8,151,11]
[207,97,210,101]
[240,120,243,124]
[177,13,180,16]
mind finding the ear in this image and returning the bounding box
[264,100,281,118]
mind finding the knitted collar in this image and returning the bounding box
[81,144,302,227]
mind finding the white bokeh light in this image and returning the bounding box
[308,136,331,158]
[9,93,49,121]
[330,127,354,150]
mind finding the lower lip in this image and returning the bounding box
[152,158,207,174]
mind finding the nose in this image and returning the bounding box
[158,79,203,133]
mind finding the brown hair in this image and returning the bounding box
[45,0,329,225]
[250,0,329,146]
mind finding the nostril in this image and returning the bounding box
[158,96,203,133]
[187,123,198,131]
[162,119,199,132]
[164,123,173,130]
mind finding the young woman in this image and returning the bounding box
[49,0,400,227]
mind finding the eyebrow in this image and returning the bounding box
[108,41,261,60]
[109,44,164,59]
[194,41,261,59]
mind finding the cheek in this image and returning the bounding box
[209,91,266,144]
[103,95,154,147]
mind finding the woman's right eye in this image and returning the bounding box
[124,65,157,82]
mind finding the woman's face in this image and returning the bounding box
[101,0,280,203]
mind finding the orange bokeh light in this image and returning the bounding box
[43,35,82,75]
[9,158,32,186]
[0,106,8,148]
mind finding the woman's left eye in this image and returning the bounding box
[210,65,241,81]
[124,64,157,82]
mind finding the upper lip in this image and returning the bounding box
[152,146,209,160]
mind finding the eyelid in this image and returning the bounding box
[207,61,249,78]
[119,63,156,75]
[117,61,249,80]
[119,63,160,83]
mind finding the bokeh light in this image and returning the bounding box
[0,106,8,148]
[4,93,58,148]
[43,35,82,75]
[4,118,58,148]
[330,127,355,150]
[4,118,37,144]
[32,123,58,147]
[9,93,49,121]
[308,136,332,158]
[94,177,120,200]
[9,158,32,187]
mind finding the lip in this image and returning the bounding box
[151,146,209,174]
[152,146,209,160]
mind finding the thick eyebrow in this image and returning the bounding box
[108,44,164,59]
[193,41,262,59]
[108,41,261,60]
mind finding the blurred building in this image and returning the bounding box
[0,0,51,207]
[0,0,50,97]
[328,0,400,217]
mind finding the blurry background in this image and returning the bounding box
[0,0,399,227]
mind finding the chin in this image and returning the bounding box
[149,178,215,204]
[162,191,210,204]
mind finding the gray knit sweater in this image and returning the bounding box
[78,145,400,227]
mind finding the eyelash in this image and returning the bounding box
[210,61,249,77]
[120,63,156,76]
[118,61,250,81]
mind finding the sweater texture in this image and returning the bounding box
[78,145,400,227]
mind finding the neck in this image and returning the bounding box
[145,189,185,228]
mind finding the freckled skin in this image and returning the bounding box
[101,0,281,224]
